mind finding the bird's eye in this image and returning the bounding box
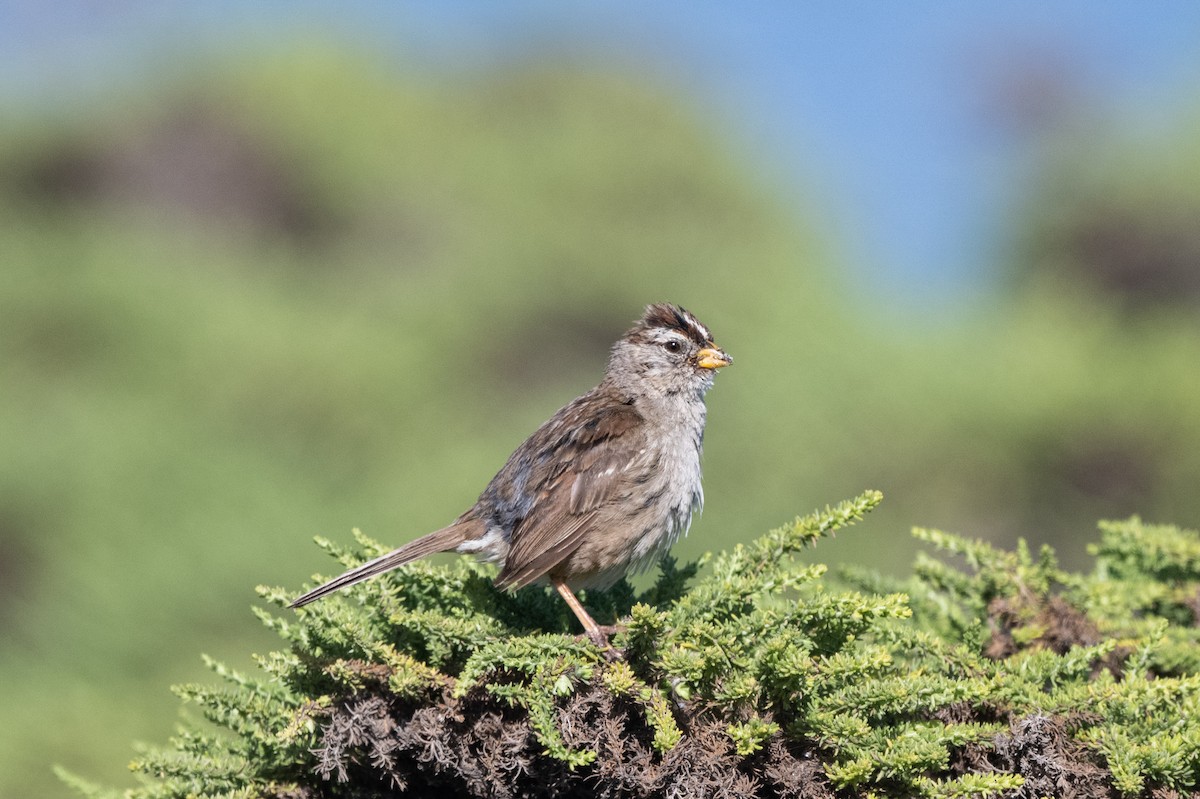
[663,340,682,353]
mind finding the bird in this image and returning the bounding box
[289,303,732,645]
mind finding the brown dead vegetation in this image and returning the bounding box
[304,672,832,799]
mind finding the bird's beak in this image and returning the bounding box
[696,346,732,370]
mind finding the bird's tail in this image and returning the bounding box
[289,520,481,608]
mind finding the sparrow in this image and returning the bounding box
[290,303,731,645]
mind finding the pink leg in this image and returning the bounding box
[553,578,607,646]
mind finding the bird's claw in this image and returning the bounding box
[581,624,626,660]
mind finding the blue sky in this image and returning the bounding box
[6,2,1200,297]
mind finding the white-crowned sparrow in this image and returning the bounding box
[290,303,732,644]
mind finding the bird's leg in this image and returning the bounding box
[553,578,607,648]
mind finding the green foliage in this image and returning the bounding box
[726,717,780,756]
[63,492,1200,798]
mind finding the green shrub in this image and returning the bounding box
[61,491,1200,798]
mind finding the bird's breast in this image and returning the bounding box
[631,430,704,556]
[567,423,705,590]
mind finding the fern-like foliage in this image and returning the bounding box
[63,492,1200,798]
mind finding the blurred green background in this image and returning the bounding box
[5,8,1200,797]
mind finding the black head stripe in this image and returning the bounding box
[638,303,711,346]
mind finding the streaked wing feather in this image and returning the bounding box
[494,400,643,589]
[495,495,592,589]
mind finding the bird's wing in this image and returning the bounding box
[493,398,646,590]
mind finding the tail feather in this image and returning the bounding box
[289,522,477,608]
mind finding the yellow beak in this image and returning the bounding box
[696,346,732,370]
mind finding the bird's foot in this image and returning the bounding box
[580,624,626,660]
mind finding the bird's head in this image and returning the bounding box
[606,303,731,399]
